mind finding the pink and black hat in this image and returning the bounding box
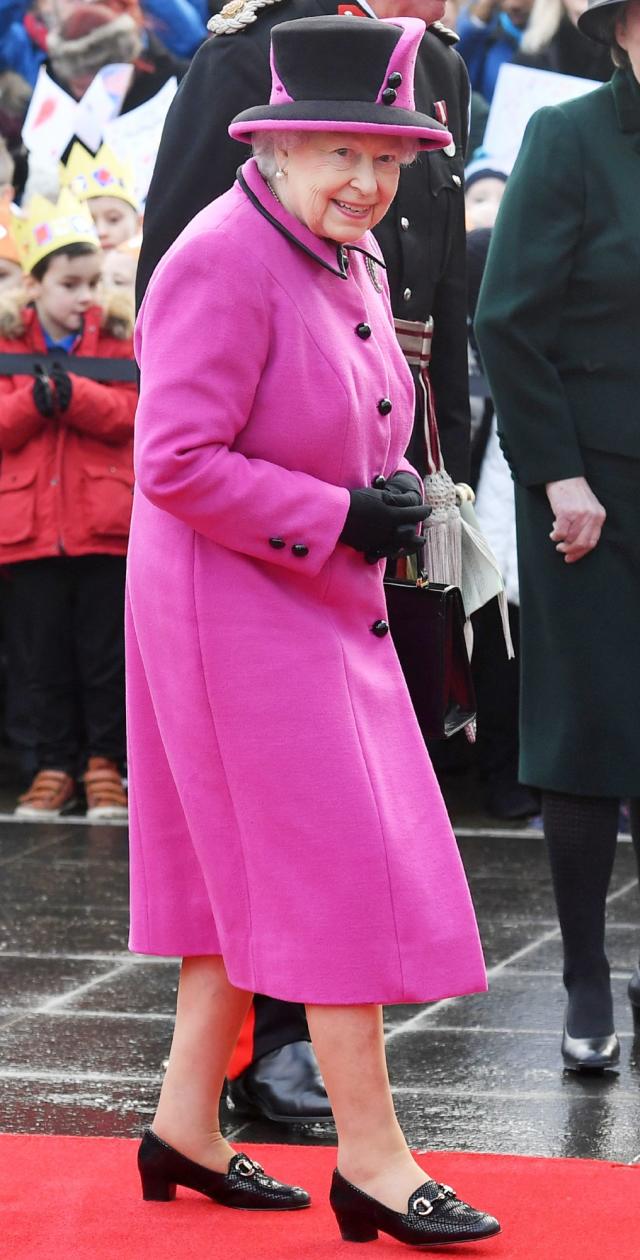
[228,16,453,152]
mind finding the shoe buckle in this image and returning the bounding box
[236,1157,256,1178]
[440,1184,456,1199]
[413,1197,434,1216]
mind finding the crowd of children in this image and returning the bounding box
[0,136,140,819]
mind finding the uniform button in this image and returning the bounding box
[371,619,389,637]
[292,544,309,557]
[381,87,397,105]
[356,322,371,339]
[387,71,403,88]
[371,474,386,489]
[452,174,462,187]
[377,398,392,415]
[269,536,286,549]
[400,216,409,231]
[403,287,412,301]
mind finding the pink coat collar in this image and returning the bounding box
[237,157,386,280]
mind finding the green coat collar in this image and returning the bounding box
[612,67,640,132]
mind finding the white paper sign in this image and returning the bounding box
[104,77,177,205]
[22,67,77,161]
[483,64,599,172]
[74,64,135,151]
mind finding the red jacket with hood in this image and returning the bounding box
[0,298,136,563]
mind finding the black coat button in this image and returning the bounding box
[387,72,403,88]
[371,620,389,637]
[356,322,371,339]
[381,88,397,105]
[372,474,386,489]
[292,544,309,557]
[378,398,392,415]
[269,537,286,549]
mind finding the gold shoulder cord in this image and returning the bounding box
[208,0,287,37]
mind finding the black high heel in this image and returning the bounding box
[138,1129,310,1209]
[561,1022,620,1072]
[629,967,640,1031]
[329,1169,500,1247]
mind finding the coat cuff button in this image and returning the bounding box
[269,537,286,549]
[372,474,386,489]
[371,619,389,637]
[292,544,309,557]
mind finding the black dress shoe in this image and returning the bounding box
[329,1169,500,1246]
[561,1025,620,1072]
[227,1040,333,1123]
[138,1129,310,1208]
[629,966,640,1031]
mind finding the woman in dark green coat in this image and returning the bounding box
[475,0,640,1072]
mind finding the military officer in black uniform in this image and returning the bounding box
[137,0,471,1123]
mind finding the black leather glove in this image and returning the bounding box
[381,470,424,507]
[32,366,55,417]
[51,362,73,412]
[340,486,431,563]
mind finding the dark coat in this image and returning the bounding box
[514,17,612,84]
[137,0,472,482]
[475,70,640,796]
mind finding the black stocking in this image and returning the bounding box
[542,791,618,1038]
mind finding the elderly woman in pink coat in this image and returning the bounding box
[128,14,499,1248]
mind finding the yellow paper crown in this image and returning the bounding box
[13,189,99,274]
[61,143,139,212]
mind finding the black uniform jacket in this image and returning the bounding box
[137,0,471,481]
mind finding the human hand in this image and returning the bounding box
[340,487,431,563]
[51,363,73,412]
[545,476,606,564]
[379,470,423,508]
[32,365,55,417]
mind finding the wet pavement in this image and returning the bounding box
[1,803,639,1164]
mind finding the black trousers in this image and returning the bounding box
[5,555,126,776]
[253,996,309,1061]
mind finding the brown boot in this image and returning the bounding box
[15,770,77,820]
[84,757,128,822]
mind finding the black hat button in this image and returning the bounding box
[371,619,390,637]
[356,322,372,339]
[372,474,386,489]
[292,543,309,557]
[381,88,397,105]
[377,398,392,415]
[387,72,403,88]
[269,537,286,549]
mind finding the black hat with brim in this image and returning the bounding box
[577,0,627,44]
[229,16,453,153]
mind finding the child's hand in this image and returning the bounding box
[51,363,73,413]
[32,366,55,418]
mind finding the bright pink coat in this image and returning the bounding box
[127,159,486,1005]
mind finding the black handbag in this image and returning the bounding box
[383,573,477,740]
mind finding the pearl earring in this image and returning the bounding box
[275,168,285,179]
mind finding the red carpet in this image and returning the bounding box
[2,1135,638,1259]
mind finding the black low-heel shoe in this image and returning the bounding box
[629,968,640,1031]
[329,1169,500,1247]
[561,1025,620,1072]
[138,1129,310,1209]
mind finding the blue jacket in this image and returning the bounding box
[456,7,523,103]
[0,0,44,85]
[141,0,207,58]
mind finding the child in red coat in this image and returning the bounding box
[0,190,136,820]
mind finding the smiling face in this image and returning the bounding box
[87,195,140,250]
[26,250,102,341]
[273,132,407,243]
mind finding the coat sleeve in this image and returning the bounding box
[136,33,272,305]
[474,106,586,487]
[134,232,350,577]
[64,368,136,446]
[0,375,48,452]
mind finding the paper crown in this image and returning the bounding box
[61,142,139,212]
[13,189,99,273]
[0,202,22,267]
